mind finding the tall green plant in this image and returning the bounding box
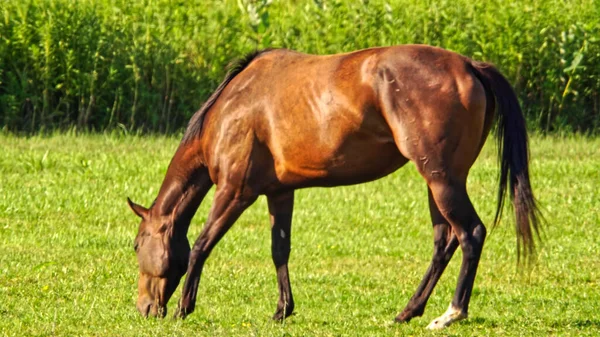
[0,0,598,133]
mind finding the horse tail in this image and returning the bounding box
[468,60,542,263]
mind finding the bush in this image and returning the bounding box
[1,0,599,133]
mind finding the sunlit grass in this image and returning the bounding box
[0,134,599,336]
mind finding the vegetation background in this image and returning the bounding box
[1,0,599,134]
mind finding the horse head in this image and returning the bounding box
[127,198,190,317]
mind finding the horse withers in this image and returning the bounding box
[127,45,540,329]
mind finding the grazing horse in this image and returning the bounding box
[127,45,540,329]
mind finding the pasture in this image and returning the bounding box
[0,133,598,336]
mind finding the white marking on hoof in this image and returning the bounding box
[280,229,286,239]
[426,304,467,330]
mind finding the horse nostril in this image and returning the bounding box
[137,299,153,317]
[138,304,151,317]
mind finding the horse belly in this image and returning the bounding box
[323,137,408,186]
[276,133,408,188]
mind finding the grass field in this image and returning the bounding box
[0,133,599,336]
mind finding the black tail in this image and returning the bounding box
[469,60,542,263]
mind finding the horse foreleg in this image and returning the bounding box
[267,191,295,320]
[175,185,257,318]
[396,188,459,323]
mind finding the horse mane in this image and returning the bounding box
[181,49,274,144]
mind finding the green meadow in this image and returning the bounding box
[0,134,598,336]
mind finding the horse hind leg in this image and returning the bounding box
[425,178,487,329]
[396,187,459,323]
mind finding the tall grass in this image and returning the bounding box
[1,0,599,133]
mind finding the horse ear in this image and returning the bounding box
[127,197,149,219]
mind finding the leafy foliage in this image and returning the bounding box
[0,0,599,133]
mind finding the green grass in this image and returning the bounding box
[0,133,599,336]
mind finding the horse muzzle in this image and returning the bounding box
[137,297,167,318]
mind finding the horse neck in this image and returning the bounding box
[151,140,211,237]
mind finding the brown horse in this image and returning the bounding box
[127,45,540,329]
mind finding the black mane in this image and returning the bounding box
[181,49,273,144]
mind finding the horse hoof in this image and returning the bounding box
[272,306,294,321]
[173,306,190,319]
[395,307,424,323]
[426,304,467,330]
